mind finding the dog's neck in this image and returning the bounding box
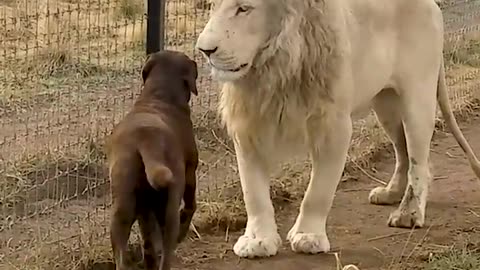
[139,77,191,113]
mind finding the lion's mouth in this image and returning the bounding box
[230,63,248,72]
[210,62,248,72]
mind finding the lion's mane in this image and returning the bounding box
[219,0,345,163]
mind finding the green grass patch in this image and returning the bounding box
[424,244,480,270]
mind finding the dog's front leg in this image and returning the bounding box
[287,112,352,254]
[232,138,282,258]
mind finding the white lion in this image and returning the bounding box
[195,0,480,259]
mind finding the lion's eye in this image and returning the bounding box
[235,5,251,15]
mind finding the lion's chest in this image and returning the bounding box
[220,86,325,162]
[240,113,311,162]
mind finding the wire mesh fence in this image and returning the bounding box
[0,0,480,269]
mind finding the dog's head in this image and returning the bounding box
[142,50,199,101]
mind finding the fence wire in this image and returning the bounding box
[0,0,480,269]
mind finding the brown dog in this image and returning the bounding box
[106,50,199,270]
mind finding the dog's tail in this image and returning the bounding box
[138,147,174,190]
[146,163,174,190]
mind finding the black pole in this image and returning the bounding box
[146,0,166,54]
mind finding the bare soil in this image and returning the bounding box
[87,115,480,270]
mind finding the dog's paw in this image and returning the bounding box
[233,233,282,258]
[287,232,330,254]
[177,223,190,243]
[178,208,194,243]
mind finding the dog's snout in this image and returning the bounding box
[198,47,218,57]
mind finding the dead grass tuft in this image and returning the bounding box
[195,189,247,233]
[115,0,143,20]
[195,0,211,10]
[165,0,208,47]
[334,253,361,270]
[21,48,101,77]
[445,38,480,68]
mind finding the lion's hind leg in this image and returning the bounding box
[387,80,437,228]
[369,88,409,205]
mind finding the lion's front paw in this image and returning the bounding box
[368,186,403,205]
[233,233,282,258]
[287,229,330,254]
[387,207,425,228]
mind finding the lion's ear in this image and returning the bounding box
[142,54,155,84]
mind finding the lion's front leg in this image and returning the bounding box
[232,138,282,258]
[287,114,352,254]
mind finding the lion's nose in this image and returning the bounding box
[198,47,218,57]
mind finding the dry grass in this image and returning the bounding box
[445,38,480,68]
[115,0,143,20]
[0,137,106,226]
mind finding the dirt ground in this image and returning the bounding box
[165,115,479,270]
[79,114,480,270]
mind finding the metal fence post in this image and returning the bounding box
[146,0,166,54]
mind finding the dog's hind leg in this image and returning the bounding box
[138,211,162,270]
[158,190,181,270]
[109,166,137,270]
[178,162,198,243]
[110,199,136,270]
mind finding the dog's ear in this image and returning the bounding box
[142,54,155,84]
[183,59,198,96]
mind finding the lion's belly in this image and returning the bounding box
[344,1,397,110]
[349,36,397,111]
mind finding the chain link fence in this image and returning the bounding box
[1,0,480,269]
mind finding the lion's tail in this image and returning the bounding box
[436,57,480,179]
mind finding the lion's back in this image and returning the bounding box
[345,0,442,35]
[219,0,444,161]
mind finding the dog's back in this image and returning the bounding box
[107,110,184,191]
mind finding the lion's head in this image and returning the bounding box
[196,0,342,153]
[195,0,291,82]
